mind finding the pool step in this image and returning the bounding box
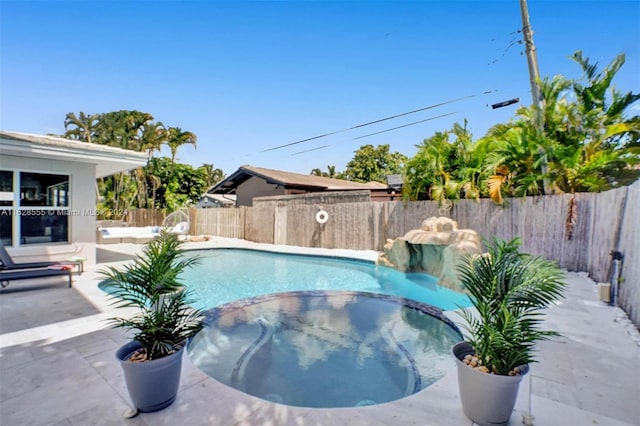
[231,318,276,390]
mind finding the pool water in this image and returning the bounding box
[188,291,463,408]
[179,249,470,310]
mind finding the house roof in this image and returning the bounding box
[0,131,148,177]
[208,165,388,194]
[200,193,237,204]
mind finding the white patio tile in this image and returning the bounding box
[1,242,639,426]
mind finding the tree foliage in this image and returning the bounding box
[198,163,225,188]
[342,144,407,183]
[485,51,639,202]
[147,157,208,210]
[402,51,639,203]
[63,110,223,217]
[101,232,203,360]
[404,121,483,201]
[310,165,342,179]
[458,238,565,375]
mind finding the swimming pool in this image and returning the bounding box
[188,291,463,408]
[97,247,470,408]
[179,248,471,311]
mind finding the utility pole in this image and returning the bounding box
[520,0,543,109]
[519,0,551,193]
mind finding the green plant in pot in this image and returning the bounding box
[453,237,565,426]
[101,231,203,414]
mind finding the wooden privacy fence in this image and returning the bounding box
[126,209,167,228]
[127,208,246,240]
[126,181,639,327]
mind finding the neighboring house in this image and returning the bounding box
[0,131,147,266]
[194,193,236,208]
[207,165,389,207]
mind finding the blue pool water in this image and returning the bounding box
[97,248,471,408]
[179,248,471,310]
[188,291,463,408]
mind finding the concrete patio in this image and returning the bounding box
[1,239,639,426]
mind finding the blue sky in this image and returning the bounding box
[1,1,639,176]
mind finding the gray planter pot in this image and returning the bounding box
[116,341,185,413]
[453,342,529,426]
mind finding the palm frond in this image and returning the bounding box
[457,238,565,375]
[100,231,203,360]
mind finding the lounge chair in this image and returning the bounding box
[0,243,61,270]
[1,267,73,288]
[0,244,73,288]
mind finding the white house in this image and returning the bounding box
[0,131,147,266]
[194,193,236,208]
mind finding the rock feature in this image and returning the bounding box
[377,217,482,292]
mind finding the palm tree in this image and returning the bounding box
[404,122,480,202]
[133,122,167,208]
[93,110,154,150]
[310,166,338,178]
[198,163,224,188]
[101,232,203,360]
[458,237,565,375]
[166,127,197,164]
[481,121,551,204]
[64,112,99,143]
[485,51,639,203]
[140,122,167,160]
[570,51,639,124]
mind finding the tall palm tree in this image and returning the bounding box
[481,51,639,238]
[166,127,197,164]
[543,51,639,193]
[134,122,168,208]
[64,112,99,143]
[140,122,167,160]
[94,110,154,150]
[486,51,639,203]
[90,110,155,210]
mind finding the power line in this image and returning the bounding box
[261,91,494,153]
[288,111,457,157]
[352,112,457,140]
[291,145,331,156]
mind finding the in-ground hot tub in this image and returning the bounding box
[188,291,463,408]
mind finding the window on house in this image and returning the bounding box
[0,214,11,246]
[0,170,70,246]
[20,172,69,207]
[0,171,12,207]
[0,171,13,245]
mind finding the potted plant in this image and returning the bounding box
[453,237,565,426]
[101,231,203,414]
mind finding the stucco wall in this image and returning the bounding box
[237,177,285,206]
[2,155,97,266]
